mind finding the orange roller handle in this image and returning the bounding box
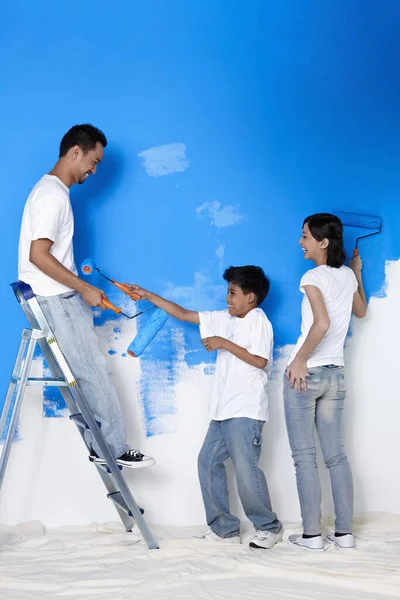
[101,298,121,314]
[353,248,359,257]
[112,281,140,301]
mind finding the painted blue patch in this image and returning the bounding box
[135,309,181,437]
[42,360,67,417]
[108,349,118,355]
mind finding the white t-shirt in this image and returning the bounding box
[199,307,273,422]
[18,175,77,296]
[288,265,358,368]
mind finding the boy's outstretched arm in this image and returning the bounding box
[125,284,200,324]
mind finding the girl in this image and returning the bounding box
[285,213,367,551]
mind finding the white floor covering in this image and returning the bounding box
[0,513,399,600]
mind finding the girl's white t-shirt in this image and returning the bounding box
[288,265,358,368]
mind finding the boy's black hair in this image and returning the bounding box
[223,266,270,305]
[303,213,346,268]
[59,124,107,158]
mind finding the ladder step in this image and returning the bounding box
[107,491,144,516]
[11,376,69,387]
[69,413,101,429]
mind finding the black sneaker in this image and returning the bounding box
[89,448,155,469]
[116,449,155,468]
[89,449,106,464]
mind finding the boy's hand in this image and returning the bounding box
[202,336,226,352]
[286,358,310,393]
[123,284,150,300]
[349,254,362,275]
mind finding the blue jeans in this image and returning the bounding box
[198,418,282,538]
[37,291,129,459]
[284,366,353,535]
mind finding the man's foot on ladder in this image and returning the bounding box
[89,448,155,468]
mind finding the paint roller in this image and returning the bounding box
[81,258,168,355]
[81,258,141,300]
[127,308,169,357]
[334,211,382,257]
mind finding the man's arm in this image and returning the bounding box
[30,239,106,307]
[202,336,267,369]
[125,284,199,324]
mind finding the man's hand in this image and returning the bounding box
[349,254,362,275]
[202,336,226,352]
[81,283,107,307]
[123,284,150,300]
[286,358,310,393]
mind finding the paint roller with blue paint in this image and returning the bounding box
[81,258,168,356]
[334,211,382,257]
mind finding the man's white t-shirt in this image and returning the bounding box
[288,265,358,368]
[199,307,273,422]
[18,175,77,296]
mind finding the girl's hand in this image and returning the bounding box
[202,337,226,351]
[287,359,310,393]
[349,254,362,274]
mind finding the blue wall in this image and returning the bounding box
[1,1,400,432]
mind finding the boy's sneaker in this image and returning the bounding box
[288,534,324,552]
[249,530,283,549]
[193,529,241,544]
[89,448,155,468]
[326,533,356,549]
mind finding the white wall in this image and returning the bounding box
[1,261,399,528]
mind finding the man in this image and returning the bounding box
[18,124,154,468]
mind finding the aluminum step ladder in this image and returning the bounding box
[0,281,158,549]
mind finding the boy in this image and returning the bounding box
[127,266,282,548]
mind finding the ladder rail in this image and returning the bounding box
[0,281,159,549]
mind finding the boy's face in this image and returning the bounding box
[226,283,256,318]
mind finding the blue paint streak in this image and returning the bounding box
[136,309,180,437]
[42,361,66,417]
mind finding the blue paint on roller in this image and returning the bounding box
[127,308,169,357]
[81,258,96,276]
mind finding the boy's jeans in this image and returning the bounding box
[198,418,282,538]
[36,291,129,459]
[284,366,353,535]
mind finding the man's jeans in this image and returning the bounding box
[284,366,353,535]
[198,418,282,538]
[37,291,129,459]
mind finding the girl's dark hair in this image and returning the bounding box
[303,213,346,268]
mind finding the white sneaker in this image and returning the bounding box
[288,534,324,552]
[326,533,356,549]
[193,529,241,544]
[249,530,283,549]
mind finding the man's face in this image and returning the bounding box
[73,142,104,185]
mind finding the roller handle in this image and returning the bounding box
[101,298,121,314]
[353,248,359,257]
[112,281,141,301]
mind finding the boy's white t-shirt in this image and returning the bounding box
[18,175,78,296]
[199,307,273,422]
[288,265,358,368]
